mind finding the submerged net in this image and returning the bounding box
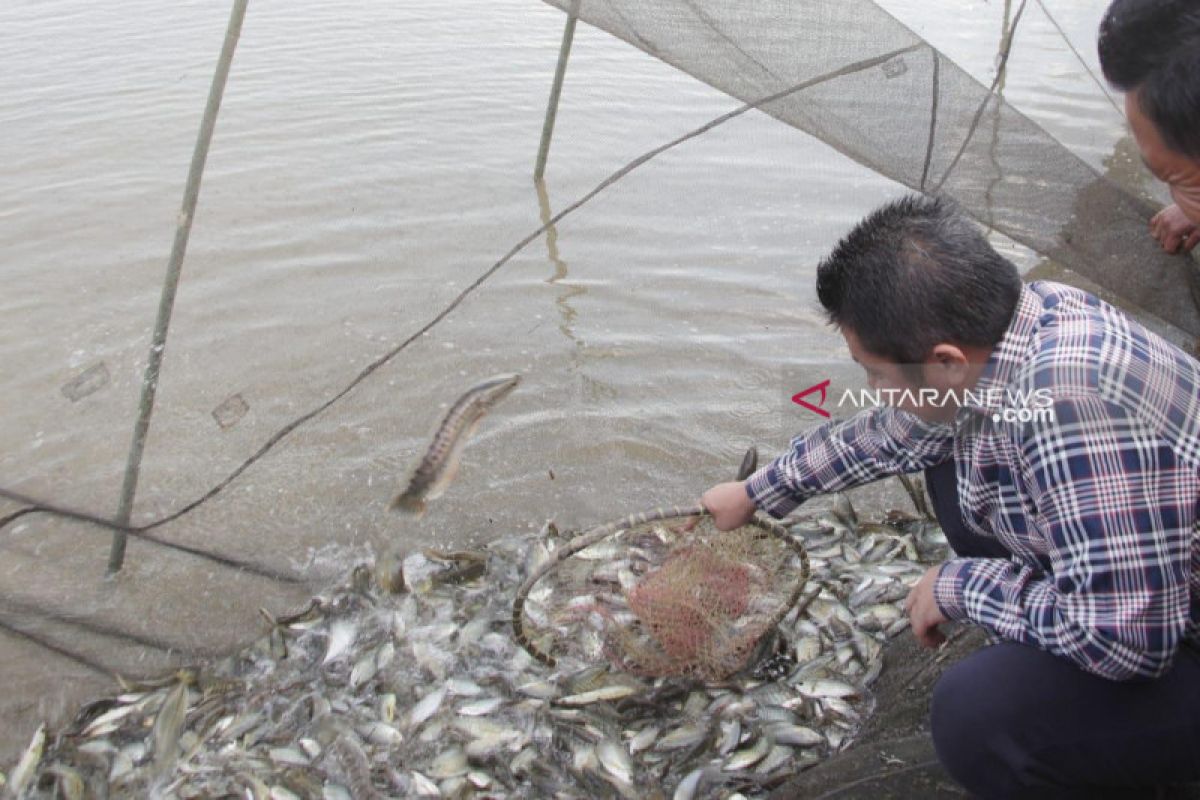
[541,0,1200,339]
[512,509,809,681]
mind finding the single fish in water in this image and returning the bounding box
[391,373,520,515]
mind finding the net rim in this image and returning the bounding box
[511,505,810,670]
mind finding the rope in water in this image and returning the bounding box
[0,487,306,584]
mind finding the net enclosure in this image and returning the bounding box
[539,0,1200,340]
[512,506,811,681]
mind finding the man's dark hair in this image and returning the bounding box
[816,195,1021,365]
[1099,0,1200,159]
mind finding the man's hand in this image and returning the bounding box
[692,481,757,531]
[905,565,950,648]
[1150,204,1200,254]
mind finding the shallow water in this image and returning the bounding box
[0,0,1154,764]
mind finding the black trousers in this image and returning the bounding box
[922,458,1200,799]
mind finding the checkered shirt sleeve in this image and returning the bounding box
[745,406,954,518]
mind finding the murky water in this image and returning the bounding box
[0,0,1151,762]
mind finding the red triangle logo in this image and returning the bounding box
[792,379,832,418]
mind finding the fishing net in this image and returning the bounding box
[540,0,1200,340]
[6,0,1198,776]
[512,508,809,681]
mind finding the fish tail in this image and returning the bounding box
[390,493,426,515]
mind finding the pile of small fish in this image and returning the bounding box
[6,494,947,800]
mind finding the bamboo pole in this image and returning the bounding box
[108,0,249,574]
[534,0,580,180]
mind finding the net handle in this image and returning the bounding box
[511,505,810,669]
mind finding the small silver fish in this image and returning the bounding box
[9,723,45,797]
[724,734,772,771]
[458,697,504,717]
[515,680,558,700]
[794,678,860,700]
[657,723,709,751]
[269,747,310,767]
[349,652,378,689]
[428,747,469,779]
[446,678,484,697]
[596,739,634,784]
[673,767,706,800]
[152,679,191,776]
[82,701,146,737]
[361,721,404,747]
[717,719,742,755]
[555,685,640,707]
[323,620,358,665]
[765,723,824,747]
[629,725,659,754]
[794,636,823,664]
[409,687,447,729]
[391,373,520,514]
[410,770,441,796]
[756,744,795,775]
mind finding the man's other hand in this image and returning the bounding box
[697,481,757,531]
[1150,203,1200,254]
[905,565,950,648]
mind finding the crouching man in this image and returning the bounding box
[699,195,1200,798]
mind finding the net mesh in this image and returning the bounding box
[514,512,809,681]
[540,0,1200,340]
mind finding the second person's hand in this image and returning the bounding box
[1150,203,1200,254]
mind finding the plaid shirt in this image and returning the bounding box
[747,281,1200,680]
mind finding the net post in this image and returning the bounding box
[534,0,580,181]
[107,0,249,575]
